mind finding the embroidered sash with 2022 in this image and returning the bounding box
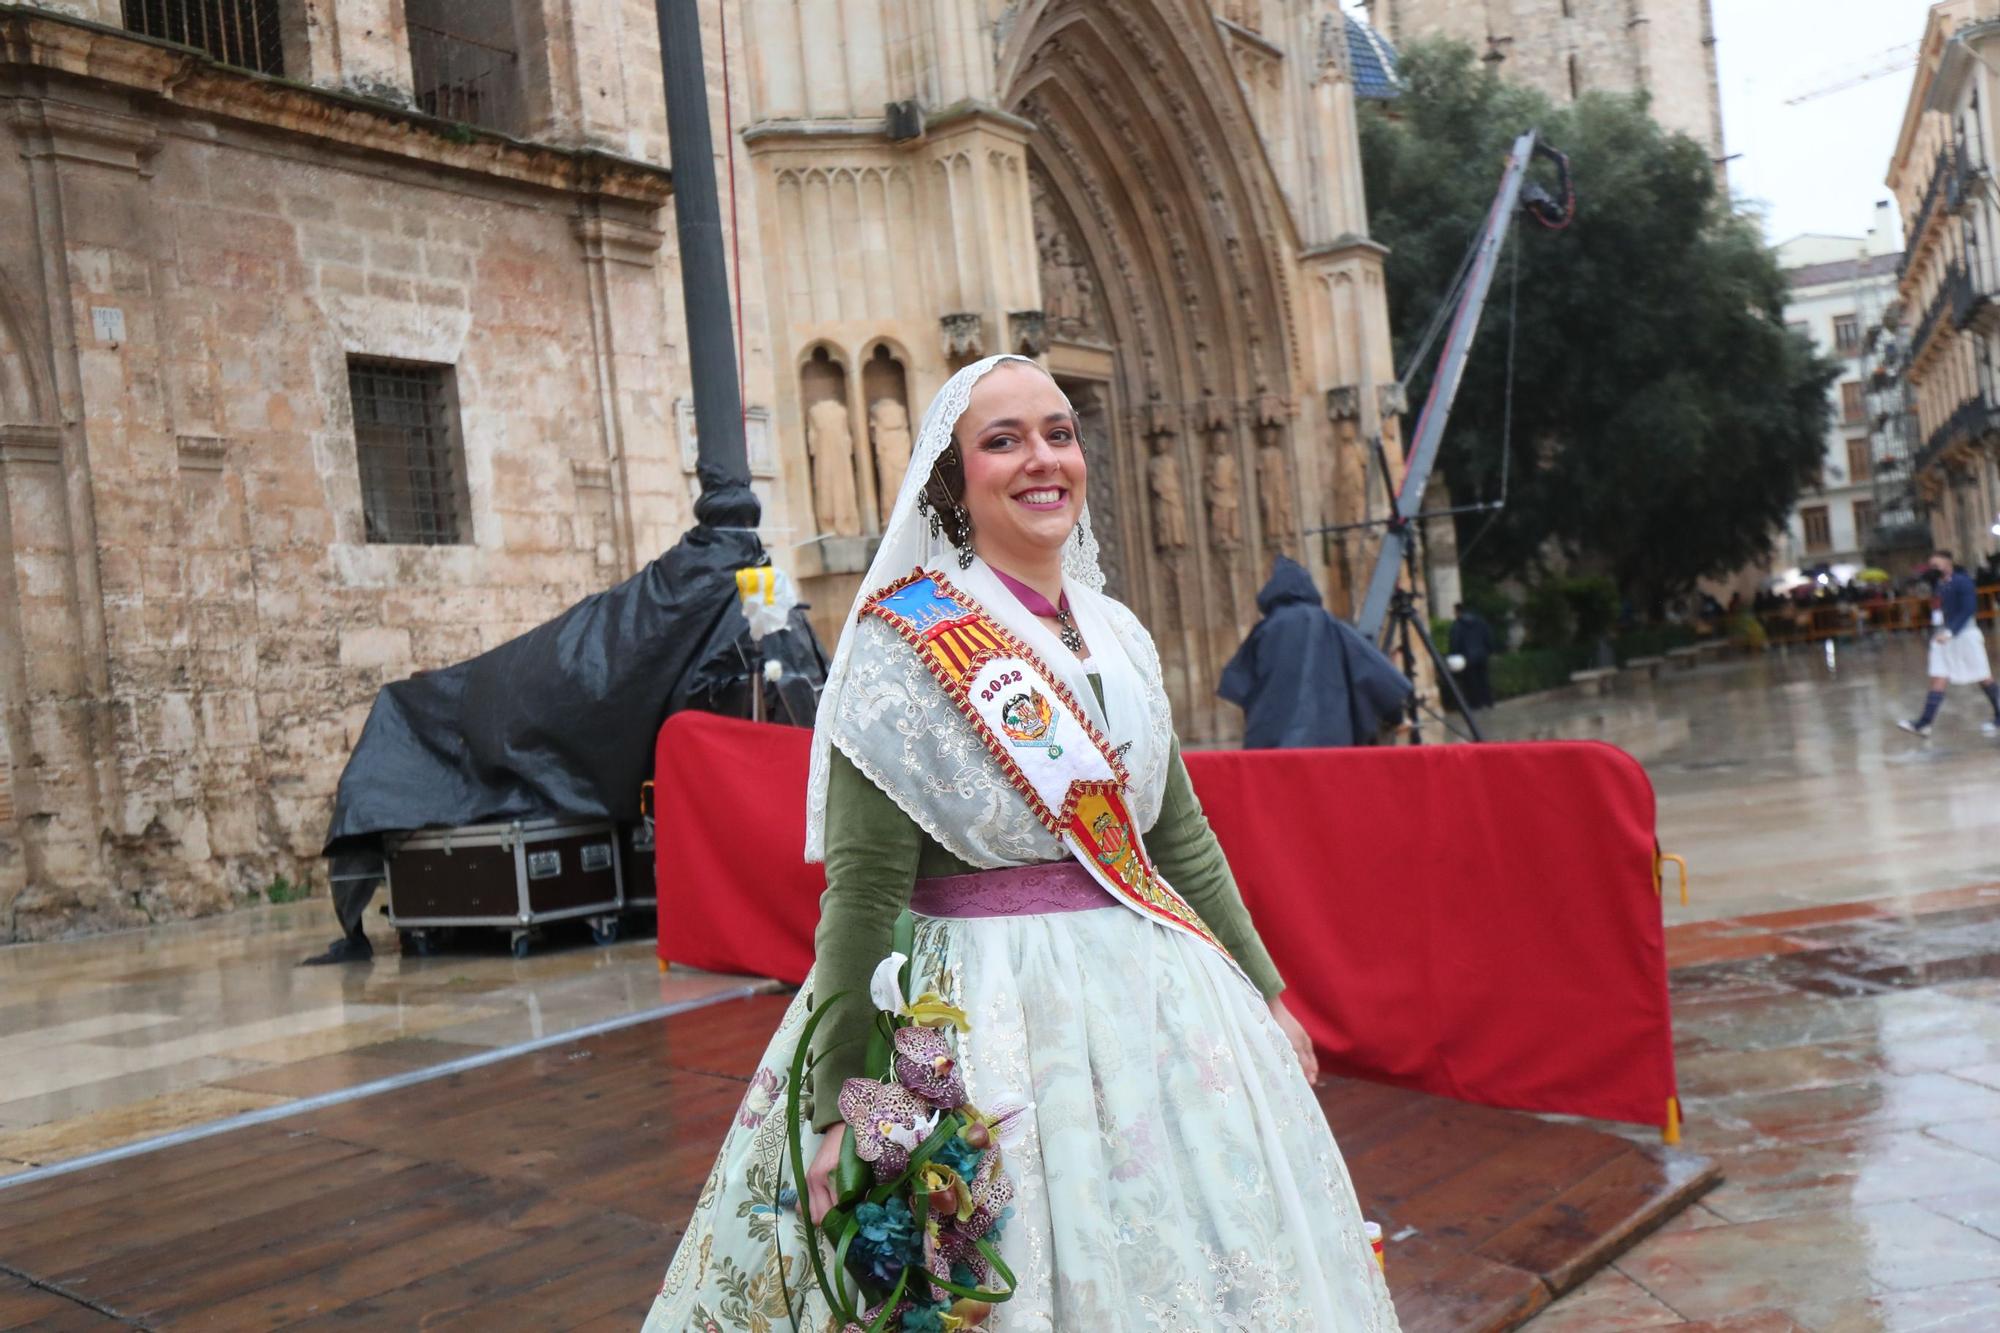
[862,568,1238,974]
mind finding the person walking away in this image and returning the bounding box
[1448,603,1496,711]
[1898,549,2000,737]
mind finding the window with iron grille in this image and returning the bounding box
[348,359,471,546]
[1801,505,1832,554]
[1852,498,1876,540]
[1834,315,1861,356]
[123,0,285,76]
[406,0,523,135]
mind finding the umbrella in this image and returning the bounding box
[1766,568,1811,595]
[1857,567,1892,583]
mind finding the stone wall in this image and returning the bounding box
[1371,0,1722,159]
[0,7,678,939]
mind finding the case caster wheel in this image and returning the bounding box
[590,917,621,946]
[399,929,437,957]
[510,931,532,960]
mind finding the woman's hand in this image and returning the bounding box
[1269,993,1319,1085]
[806,1122,847,1224]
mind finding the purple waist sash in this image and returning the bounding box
[909,862,1118,920]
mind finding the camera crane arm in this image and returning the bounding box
[1353,129,1571,641]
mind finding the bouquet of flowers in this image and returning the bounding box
[785,950,1022,1333]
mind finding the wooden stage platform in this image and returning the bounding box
[0,992,1713,1330]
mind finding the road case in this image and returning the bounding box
[384,817,624,958]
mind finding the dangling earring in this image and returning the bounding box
[1074,524,1084,548]
[951,505,974,569]
[917,493,943,542]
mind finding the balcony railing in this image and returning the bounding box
[408,22,522,135]
[1872,515,1934,551]
[1916,143,1979,252]
[1911,265,1958,361]
[1909,146,1957,255]
[1917,393,1999,476]
[1950,257,1998,332]
[123,0,284,76]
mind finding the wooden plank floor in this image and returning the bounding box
[0,993,1712,1330]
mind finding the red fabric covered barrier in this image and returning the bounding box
[1184,743,1673,1128]
[652,712,823,984]
[655,712,1674,1127]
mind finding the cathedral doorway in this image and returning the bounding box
[1003,0,1303,737]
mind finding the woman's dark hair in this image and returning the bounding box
[921,442,969,549]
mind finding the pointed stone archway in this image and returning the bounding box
[1002,0,1309,739]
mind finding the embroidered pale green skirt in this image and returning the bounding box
[642,904,1399,1332]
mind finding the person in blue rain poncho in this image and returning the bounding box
[1219,556,1414,748]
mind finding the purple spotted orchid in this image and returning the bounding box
[837,1078,938,1178]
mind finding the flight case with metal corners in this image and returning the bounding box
[384,817,625,958]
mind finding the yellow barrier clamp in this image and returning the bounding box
[1654,851,1690,906]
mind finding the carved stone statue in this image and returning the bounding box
[868,397,913,525]
[806,397,862,537]
[1257,421,1298,548]
[1033,177,1104,343]
[1205,426,1242,551]
[1148,432,1190,551]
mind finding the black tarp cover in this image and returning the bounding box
[321,525,824,859]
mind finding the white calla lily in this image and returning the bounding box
[869,951,910,1014]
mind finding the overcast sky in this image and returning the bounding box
[1716,0,1939,245]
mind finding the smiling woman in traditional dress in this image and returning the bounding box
[643,356,1398,1332]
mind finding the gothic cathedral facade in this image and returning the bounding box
[730,1,1405,739]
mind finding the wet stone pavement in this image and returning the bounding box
[6,636,2000,1329]
[1531,886,2000,1329]
[1516,638,2000,1329]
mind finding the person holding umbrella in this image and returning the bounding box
[1898,550,2000,738]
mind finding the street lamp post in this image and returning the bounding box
[655,0,759,530]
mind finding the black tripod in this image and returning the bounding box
[1373,428,1482,744]
[1309,504,1484,746]
[1379,529,1483,745]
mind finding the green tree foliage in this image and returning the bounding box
[1360,41,1837,610]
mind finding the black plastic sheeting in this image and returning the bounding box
[321,525,825,866]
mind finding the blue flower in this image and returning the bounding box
[849,1198,922,1287]
[934,1135,982,1180]
[899,1297,952,1332]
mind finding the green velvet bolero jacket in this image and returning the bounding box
[809,695,1286,1128]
